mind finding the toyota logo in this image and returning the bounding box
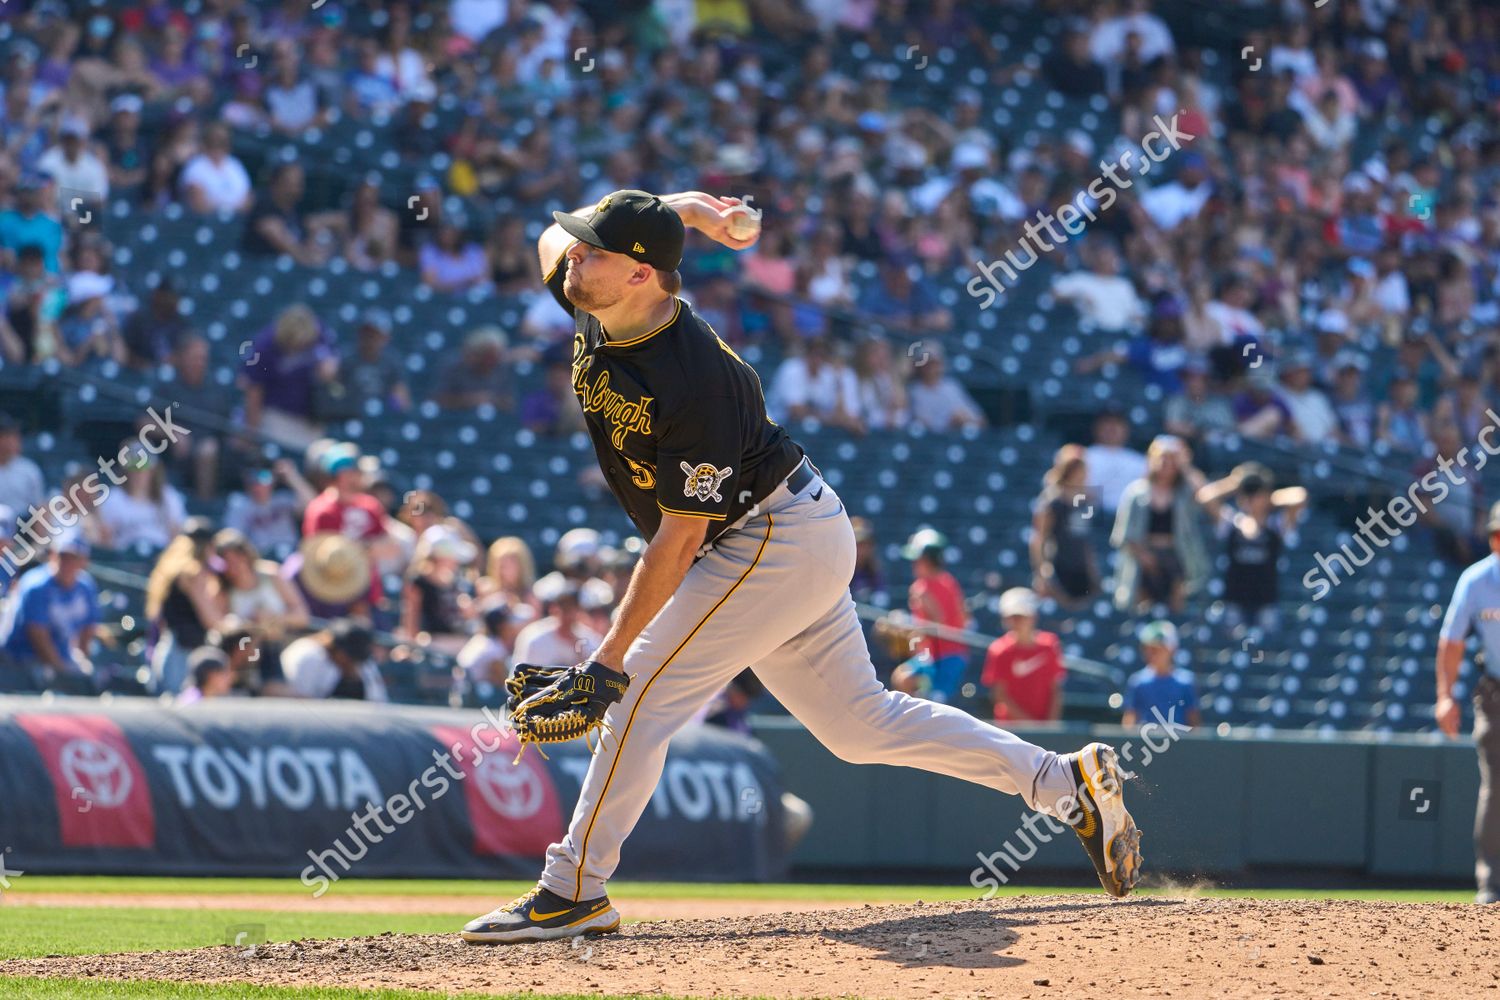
[59,739,132,808]
[473,753,543,820]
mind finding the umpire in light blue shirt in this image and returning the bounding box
[1437,500,1500,904]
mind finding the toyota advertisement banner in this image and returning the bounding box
[0,697,790,882]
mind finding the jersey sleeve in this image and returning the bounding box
[980,642,1004,687]
[1440,571,1476,643]
[542,250,575,317]
[655,392,741,522]
[16,581,48,628]
[302,495,338,536]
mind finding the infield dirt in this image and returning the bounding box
[7,895,1499,999]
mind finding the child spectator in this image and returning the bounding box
[981,588,1065,723]
[1123,620,1201,729]
[890,529,969,704]
[177,647,233,704]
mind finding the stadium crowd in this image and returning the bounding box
[0,0,1496,728]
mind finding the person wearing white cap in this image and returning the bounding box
[555,527,601,577]
[0,530,99,694]
[981,588,1065,724]
[59,246,124,363]
[511,572,601,668]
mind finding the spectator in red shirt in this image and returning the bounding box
[301,443,401,602]
[891,528,969,703]
[302,443,390,542]
[981,588,1065,724]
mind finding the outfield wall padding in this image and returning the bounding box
[752,720,1479,883]
[3,696,1476,884]
[0,697,789,883]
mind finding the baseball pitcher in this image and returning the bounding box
[461,190,1143,943]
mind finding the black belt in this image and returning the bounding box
[785,456,819,496]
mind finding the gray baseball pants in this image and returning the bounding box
[539,468,1078,902]
[1474,675,1500,897]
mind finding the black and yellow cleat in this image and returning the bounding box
[1061,742,1143,897]
[461,885,621,944]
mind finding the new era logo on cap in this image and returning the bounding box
[553,190,684,272]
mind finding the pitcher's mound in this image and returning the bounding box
[8,895,1498,999]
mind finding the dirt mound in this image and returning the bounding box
[9,895,1500,999]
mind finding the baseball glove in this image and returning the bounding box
[507,660,630,760]
[874,612,920,659]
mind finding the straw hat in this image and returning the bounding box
[298,533,371,606]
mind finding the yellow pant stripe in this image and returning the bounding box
[572,514,775,901]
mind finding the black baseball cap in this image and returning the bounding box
[552,189,685,272]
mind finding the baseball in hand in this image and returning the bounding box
[724,206,762,241]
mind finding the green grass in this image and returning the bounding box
[0,978,685,1000]
[9,874,1474,905]
[0,907,473,961]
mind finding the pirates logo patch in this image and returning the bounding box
[680,462,733,503]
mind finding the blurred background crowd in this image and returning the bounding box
[0,0,1496,734]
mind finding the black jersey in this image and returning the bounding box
[545,257,803,542]
[1223,514,1284,611]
